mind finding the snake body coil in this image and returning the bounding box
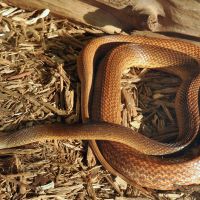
[1,35,200,190]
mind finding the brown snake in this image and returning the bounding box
[0,35,200,190]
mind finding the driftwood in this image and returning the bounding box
[3,0,200,37]
[2,0,130,34]
[127,0,200,37]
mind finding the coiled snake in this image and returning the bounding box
[1,35,200,190]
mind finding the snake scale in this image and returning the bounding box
[1,35,200,190]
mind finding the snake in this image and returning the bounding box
[0,35,200,190]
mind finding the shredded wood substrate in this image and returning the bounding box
[0,3,200,200]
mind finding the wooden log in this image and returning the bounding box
[3,0,200,37]
[2,0,138,34]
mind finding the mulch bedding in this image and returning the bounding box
[0,2,200,200]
